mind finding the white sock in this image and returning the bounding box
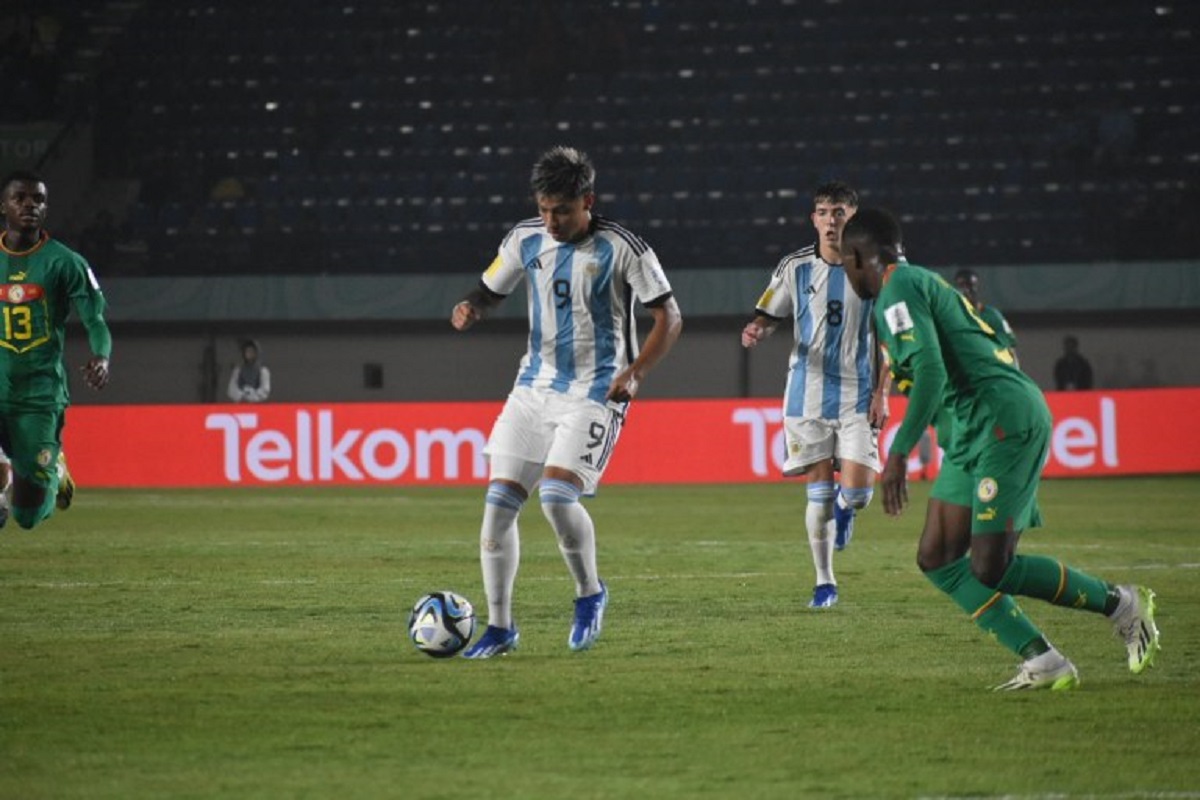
[480,482,525,629]
[540,478,601,597]
[806,481,836,586]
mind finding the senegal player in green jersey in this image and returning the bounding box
[0,170,111,530]
[840,207,1160,691]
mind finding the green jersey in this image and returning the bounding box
[891,301,1016,455]
[977,304,1017,351]
[875,260,1047,469]
[0,233,111,410]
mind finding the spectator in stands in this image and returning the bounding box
[227,339,271,402]
[1054,336,1094,391]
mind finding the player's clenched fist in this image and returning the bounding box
[451,300,481,331]
[741,321,767,348]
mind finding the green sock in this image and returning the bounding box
[923,557,1043,657]
[994,554,1112,613]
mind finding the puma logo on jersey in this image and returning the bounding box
[8,271,26,281]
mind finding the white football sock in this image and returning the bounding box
[806,481,836,586]
[540,478,601,597]
[480,482,525,629]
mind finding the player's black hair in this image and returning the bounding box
[531,146,595,199]
[954,268,979,283]
[842,207,903,258]
[812,180,858,207]
[1,169,45,194]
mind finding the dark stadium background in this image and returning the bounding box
[4,0,1197,402]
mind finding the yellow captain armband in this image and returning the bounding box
[483,255,504,279]
[755,288,775,307]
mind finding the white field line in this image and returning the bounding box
[7,563,1199,590]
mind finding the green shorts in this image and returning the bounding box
[930,457,973,506]
[0,406,66,489]
[967,426,1047,535]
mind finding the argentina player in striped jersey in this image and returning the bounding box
[741,181,890,609]
[451,146,682,658]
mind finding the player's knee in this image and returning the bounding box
[841,486,873,510]
[485,481,527,512]
[540,479,588,539]
[969,558,1007,589]
[806,481,835,505]
[539,478,581,522]
[917,549,950,574]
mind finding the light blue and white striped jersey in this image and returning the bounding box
[755,244,875,420]
[482,215,673,405]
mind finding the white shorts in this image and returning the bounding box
[781,414,880,477]
[485,386,624,495]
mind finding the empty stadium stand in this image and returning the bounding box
[54,0,1200,275]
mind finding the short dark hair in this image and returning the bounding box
[954,269,979,283]
[531,146,595,199]
[812,180,858,207]
[1,169,45,194]
[843,207,903,254]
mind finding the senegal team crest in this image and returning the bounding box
[977,477,999,502]
[0,283,44,303]
[37,449,53,468]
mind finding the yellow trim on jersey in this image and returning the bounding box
[957,292,997,336]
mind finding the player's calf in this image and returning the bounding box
[834,486,872,550]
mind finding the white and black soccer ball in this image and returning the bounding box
[408,591,476,658]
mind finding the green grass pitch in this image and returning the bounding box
[2,477,1198,799]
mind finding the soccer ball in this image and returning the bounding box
[407,591,476,658]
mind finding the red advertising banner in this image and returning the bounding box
[62,389,1200,488]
